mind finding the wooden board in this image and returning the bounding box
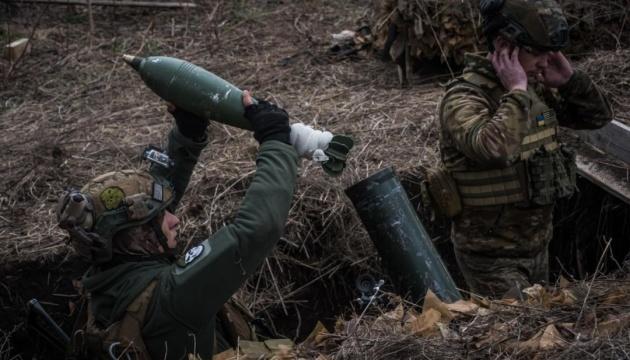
[573,140,630,205]
[9,0,197,8]
[4,38,30,62]
[578,120,630,165]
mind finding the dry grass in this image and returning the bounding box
[0,0,442,339]
[578,50,630,123]
[1,0,630,358]
[301,270,630,359]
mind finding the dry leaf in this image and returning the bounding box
[238,340,270,359]
[517,325,568,351]
[437,322,459,340]
[334,318,345,334]
[405,308,441,337]
[423,289,454,321]
[304,321,330,346]
[474,322,510,349]
[265,339,295,358]
[596,314,630,336]
[374,303,405,329]
[601,289,630,305]
[212,349,236,360]
[550,289,577,306]
[558,276,570,289]
[445,300,479,316]
[523,284,550,307]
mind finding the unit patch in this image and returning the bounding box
[184,245,204,265]
[100,187,125,210]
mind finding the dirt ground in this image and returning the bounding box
[1,0,630,359]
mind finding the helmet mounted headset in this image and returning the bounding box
[481,0,569,52]
[57,147,176,264]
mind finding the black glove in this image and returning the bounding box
[244,100,291,145]
[170,107,209,142]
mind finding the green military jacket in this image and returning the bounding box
[82,126,299,359]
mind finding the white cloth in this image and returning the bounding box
[289,123,333,161]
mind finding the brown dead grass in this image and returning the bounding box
[1,0,630,358]
[300,271,630,359]
[0,0,441,338]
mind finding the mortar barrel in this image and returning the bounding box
[345,167,461,302]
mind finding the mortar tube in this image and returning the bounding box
[345,167,462,303]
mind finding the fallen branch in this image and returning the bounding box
[9,0,197,8]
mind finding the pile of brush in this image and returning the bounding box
[372,0,629,84]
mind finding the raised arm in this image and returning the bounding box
[539,52,613,130]
[441,46,533,166]
[157,95,298,329]
[441,86,532,166]
[553,70,613,130]
[150,108,209,210]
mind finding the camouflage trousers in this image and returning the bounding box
[451,204,554,298]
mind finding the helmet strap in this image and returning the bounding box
[150,216,176,261]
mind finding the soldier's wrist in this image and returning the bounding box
[509,82,527,92]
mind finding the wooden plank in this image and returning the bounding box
[576,154,630,206]
[578,120,630,165]
[4,38,30,63]
[9,0,198,8]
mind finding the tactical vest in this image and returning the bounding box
[71,280,157,360]
[71,281,257,359]
[441,72,576,208]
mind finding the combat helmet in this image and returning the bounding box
[480,0,569,51]
[57,169,175,263]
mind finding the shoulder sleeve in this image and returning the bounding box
[150,126,208,210]
[553,70,614,130]
[155,141,298,329]
[440,84,533,166]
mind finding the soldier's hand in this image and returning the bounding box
[242,90,254,107]
[243,90,291,145]
[541,51,574,88]
[167,103,209,142]
[491,43,527,92]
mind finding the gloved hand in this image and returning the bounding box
[168,104,209,142]
[243,94,291,145]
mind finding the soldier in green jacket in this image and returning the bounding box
[438,0,613,297]
[56,91,298,359]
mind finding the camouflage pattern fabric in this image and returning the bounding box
[452,204,553,297]
[439,54,612,297]
[493,0,570,51]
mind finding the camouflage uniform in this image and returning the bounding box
[439,53,612,296]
